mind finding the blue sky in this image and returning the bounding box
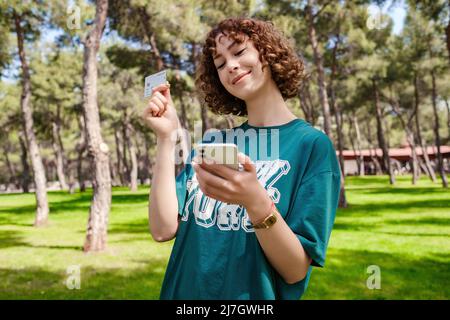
[374,0,406,34]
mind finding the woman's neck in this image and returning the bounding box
[244,78,297,127]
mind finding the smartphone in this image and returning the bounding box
[194,143,242,171]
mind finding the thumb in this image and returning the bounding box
[238,152,255,172]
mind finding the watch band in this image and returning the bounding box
[252,202,278,229]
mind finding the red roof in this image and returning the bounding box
[337,146,450,161]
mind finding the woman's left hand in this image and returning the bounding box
[192,153,271,214]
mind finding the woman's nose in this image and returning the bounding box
[228,65,239,73]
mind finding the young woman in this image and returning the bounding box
[143,17,341,300]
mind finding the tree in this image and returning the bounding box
[305,0,332,136]
[395,7,437,182]
[98,56,144,191]
[409,0,450,65]
[1,1,51,226]
[0,82,23,190]
[342,5,396,184]
[410,2,450,187]
[81,0,112,252]
[31,47,83,191]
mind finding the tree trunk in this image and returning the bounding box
[133,134,145,185]
[330,95,347,207]
[366,123,383,175]
[201,104,211,136]
[175,117,190,177]
[445,98,450,137]
[348,114,364,176]
[414,74,436,182]
[126,122,138,192]
[446,12,450,65]
[109,157,117,187]
[14,11,49,226]
[430,69,448,188]
[406,130,419,184]
[121,116,130,185]
[175,92,190,176]
[143,135,152,184]
[179,91,189,130]
[67,158,76,194]
[81,0,112,252]
[329,39,345,176]
[306,0,332,136]
[347,116,359,175]
[353,113,365,176]
[138,7,164,71]
[19,134,31,193]
[76,114,87,192]
[298,80,315,125]
[389,91,420,184]
[113,127,124,186]
[52,105,68,190]
[3,144,19,188]
[373,79,395,184]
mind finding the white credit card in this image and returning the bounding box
[144,70,167,98]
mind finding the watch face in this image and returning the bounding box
[253,212,278,229]
[267,215,277,225]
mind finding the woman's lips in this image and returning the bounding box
[233,71,251,85]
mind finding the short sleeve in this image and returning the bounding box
[176,150,195,216]
[285,133,341,267]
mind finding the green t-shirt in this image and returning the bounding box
[160,118,341,300]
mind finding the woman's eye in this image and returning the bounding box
[235,48,246,56]
[216,48,246,70]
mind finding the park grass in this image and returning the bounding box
[0,175,449,299]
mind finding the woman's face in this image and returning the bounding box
[213,32,271,101]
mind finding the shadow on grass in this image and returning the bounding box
[109,220,149,235]
[0,260,166,299]
[0,230,28,249]
[384,217,450,226]
[336,198,450,218]
[334,216,450,231]
[29,244,84,250]
[360,187,449,195]
[109,194,149,204]
[304,248,450,299]
[0,192,149,218]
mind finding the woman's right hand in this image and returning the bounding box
[142,82,179,140]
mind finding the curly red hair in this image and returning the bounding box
[195,17,306,116]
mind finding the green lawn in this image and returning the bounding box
[0,175,449,299]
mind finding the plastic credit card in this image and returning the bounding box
[144,70,167,98]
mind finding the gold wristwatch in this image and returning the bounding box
[252,202,278,229]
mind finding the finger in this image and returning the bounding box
[151,97,165,116]
[152,83,170,93]
[154,93,168,116]
[194,156,239,180]
[143,104,158,118]
[196,177,229,202]
[152,82,172,101]
[193,162,230,191]
[154,91,168,105]
[205,186,229,202]
[238,153,255,173]
[147,102,160,117]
